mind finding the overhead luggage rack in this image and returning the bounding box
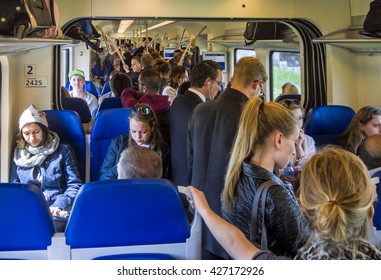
[313,37,381,53]
[312,15,381,54]
[0,36,74,55]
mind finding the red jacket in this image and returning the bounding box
[121,88,170,114]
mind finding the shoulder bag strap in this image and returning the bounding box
[250,180,277,251]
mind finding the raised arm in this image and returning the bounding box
[187,186,259,260]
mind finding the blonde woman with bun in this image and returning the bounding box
[295,147,379,259]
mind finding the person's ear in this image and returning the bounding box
[274,132,283,150]
[369,205,375,218]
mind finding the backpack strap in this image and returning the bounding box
[250,180,277,251]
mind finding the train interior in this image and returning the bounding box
[1,0,381,259]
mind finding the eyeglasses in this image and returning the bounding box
[212,79,223,87]
[131,105,152,115]
[259,83,266,100]
[279,99,301,108]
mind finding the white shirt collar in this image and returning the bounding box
[188,88,206,102]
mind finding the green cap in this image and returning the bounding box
[68,69,85,79]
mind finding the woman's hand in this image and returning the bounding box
[50,207,62,216]
[187,186,211,218]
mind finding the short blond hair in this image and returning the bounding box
[281,82,299,95]
[232,57,267,88]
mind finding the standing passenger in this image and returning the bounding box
[278,99,315,167]
[162,65,189,104]
[169,60,222,186]
[10,105,82,216]
[187,56,267,259]
[222,98,310,258]
[68,69,99,118]
[129,55,143,91]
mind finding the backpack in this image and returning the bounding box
[0,0,62,39]
[65,20,103,53]
[363,0,381,37]
[243,22,290,46]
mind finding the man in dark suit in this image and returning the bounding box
[187,57,268,259]
[169,60,223,186]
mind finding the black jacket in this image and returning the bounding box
[222,161,310,258]
[169,90,203,186]
[187,88,248,258]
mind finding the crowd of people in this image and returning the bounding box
[9,41,381,260]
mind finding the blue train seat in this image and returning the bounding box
[304,105,355,146]
[274,94,301,102]
[45,110,87,182]
[65,81,99,98]
[89,108,131,181]
[370,167,381,230]
[0,183,56,259]
[97,97,122,113]
[63,179,201,260]
[61,97,92,123]
[100,81,111,96]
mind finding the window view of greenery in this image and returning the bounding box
[271,51,301,99]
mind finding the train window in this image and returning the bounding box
[234,49,256,63]
[270,51,301,101]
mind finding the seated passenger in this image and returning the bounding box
[121,68,170,143]
[337,106,381,154]
[358,134,381,231]
[97,71,131,113]
[281,82,300,95]
[99,103,170,181]
[358,134,381,170]
[68,69,99,118]
[162,65,189,104]
[278,99,316,167]
[117,145,162,179]
[187,147,381,260]
[10,105,82,216]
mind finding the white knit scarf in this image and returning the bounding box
[14,132,60,168]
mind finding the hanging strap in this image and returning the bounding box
[250,180,277,251]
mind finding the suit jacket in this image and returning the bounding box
[169,90,203,186]
[187,88,248,258]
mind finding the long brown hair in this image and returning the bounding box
[338,106,381,154]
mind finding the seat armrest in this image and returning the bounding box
[48,233,71,260]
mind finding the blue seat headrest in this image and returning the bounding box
[66,179,190,249]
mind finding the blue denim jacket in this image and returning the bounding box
[10,144,82,210]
